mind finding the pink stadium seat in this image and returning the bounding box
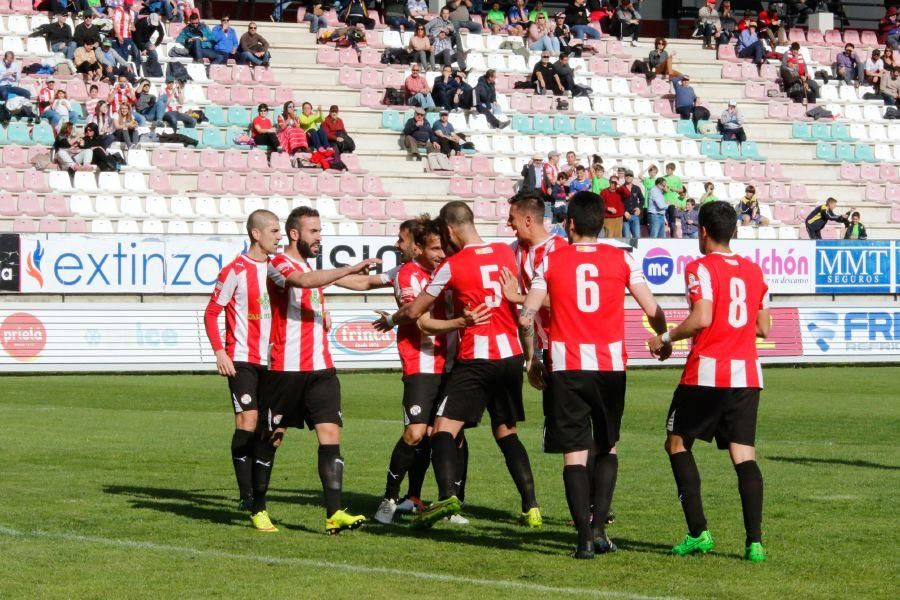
[810,47,831,65]
[223,150,249,172]
[449,155,470,175]
[589,57,609,75]
[3,145,28,169]
[840,162,860,180]
[360,68,382,88]
[66,218,88,233]
[744,81,767,99]
[295,172,318,195]
[654,97,676,118]
[13,218,38,233]
[630,76,650,96]
[232,65,255,85]
[230,85,252,105]
[175,148,200,172]
[247,149,272,173]
[254,66,279,85]
[788,28,806,43]
[23,169,49,193]
[382,68,406,88]
[275,87,295,104]
[363,32,383,50]
[608,60,629,77]
[19,194,44,216]
[340,153,366,174]
[295,6,307,21]
[66,78,88,101]
[764,162,789,182]
[339,47,360,65]
[197,172,222,195]
[152,148,176,171]
[494,178,515,198]
[717,44,738,62]
[0,194,17,216]
[824,29,843,46]
[891,205,900,223]
[860,164,879,180]
[317,172,341,196]
[209,64,231,83]
[773,203,795,223]
[767,101,788,119]
[495,222,515,237]
[821,226,842,240]
[269,153,293,172]
[606,40,627,58]
[222,173,247,195]
[532,94,553,113]
[493,73,509,92]
[339,197,363,219]
[741,63,763,82]
[360,47,382,66]
[363,174,389,197]
[360,88,382,108]
[473,199,495,219]
[246,172,270,195]
[842,30,860,46]
[200,148,225,172]
[269,172,294,195]
[755,183,771,201]
[0,168,22,192]
[362,221,386,236]
[472,176,495,197]
[786,103,810,120]
[510,93,530,113]
[494,198,510,220]
[745,161,766,180]
[769,182,788,201]
[789,183,809,202]
[44,194,71,217]
[724,160,745,180]
[449,176,474,198]
[865,183,885,202]
[470,155,495,176]
[878,163,900,183]
[168,22,186,39]
[760,64,779,81]
[207,84,230,105]
[887,182,900,202]
[649,78,671,96]
[721,63,741,80]
[317,47,340,66]
[386,198,410,220]
[38,218,65,233]
[860,31,878,48]
[340,173,363,196]
[806,29,825,45]
[339,66,362,88]
[362,196,386,219]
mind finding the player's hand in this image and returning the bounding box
[499,267,523,303]
[526,358,548,390]
[647,335,671,361]
[348,258,381,275]
[373,309,393,332]
[463,303,491,327]
[214,349,236,377]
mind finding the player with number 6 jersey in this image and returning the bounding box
[647,201,771,563]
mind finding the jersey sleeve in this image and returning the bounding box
[424,261,451,297]
[397,267,420,304]
[267,256,299,289]
[685,261,713,304]
[530,255,549,290]
[210,267,238,307]
[379,264,402,285]
[623,250,645,286]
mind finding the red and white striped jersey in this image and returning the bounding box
[392,260,454,376]
[112,7,133,40]
[209,254,271,365]
[680,252,769,389]
[510,234,568,349]
[425,243,522,361]
[266,253,334,372]
[532,243,644,372]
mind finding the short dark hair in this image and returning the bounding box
[665,162,676,171]
[850,211,860,219]
[790,42,800,51]
[286,206,320,235]
[655,177,666,186]
[413,217,443,247]
[566,192,604,237]
[698,201,737,245]
[509,190,545,219]
[439,200,474,227]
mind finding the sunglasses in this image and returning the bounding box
[259,109,268,112]
[249,26,257,30]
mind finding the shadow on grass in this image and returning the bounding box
[103,485,250,527]
[768,456,900,471]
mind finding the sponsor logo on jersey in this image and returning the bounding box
[474,247,494,255]
[409,405,421,416]
[240,394,252,405]
[643,247,674,285]
[330,319,395,355]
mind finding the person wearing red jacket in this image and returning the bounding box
[321,105,356,154]
[599,175,627,238]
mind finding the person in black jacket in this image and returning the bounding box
[402,107,439,159]
[842,211,868,240]
[805,197,849,239]
[32,12,76,61]
[566,0,601,40]
[73,12,103,48]
[474,70,510,128]
[432,65,460,110]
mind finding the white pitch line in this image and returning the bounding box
[0,526,675,600]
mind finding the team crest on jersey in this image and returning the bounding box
[474,247,494,255]
[687,273,700,291]
[311,289,322,307]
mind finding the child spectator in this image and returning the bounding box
[738,185,770,226]
[680,198,699,238]
[843,211,867,240]
[591,163,609,193]
[549,171,569,222]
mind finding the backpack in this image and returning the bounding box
[381,87,405,106]
[166,62,191,83]
[143,54,164,78]
[556,98,569,110]
[884,106,900,120]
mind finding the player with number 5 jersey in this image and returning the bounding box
[647,201,771,563]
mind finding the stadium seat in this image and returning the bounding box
[227,106,251,128]
[200,148,225,172]
[816,143,837,162]
[700,140,722,160]
[533,115,553,135]
[855,145,878,163]
[740,142,764,161]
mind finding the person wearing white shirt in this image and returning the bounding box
[0,52,31,101]
[864,49,885,89]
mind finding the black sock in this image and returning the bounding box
[384,438,417,501]
[563,465,593,546]
[430,431,457,501]
[251,438,277,513]
[231,429,255,502]
[586,446,596,512]
[405,436,430,499]
[455,434,469,504]
[497,434,538,512]
[735,460,764,545]
[669,451,707,537]
[318,444,343,518]
[591,452,618,535]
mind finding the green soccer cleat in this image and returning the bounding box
[325,509,366,535]
[412,495,461,529]
[520,507,543,528]
[672,530,714,556]
[744,542,766,562]
[250,510,278,532]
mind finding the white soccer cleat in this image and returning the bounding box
[396,496,425,514]
[446,514,470,525]
[374,498,398,525]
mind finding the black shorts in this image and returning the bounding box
[539,349,564,454]
[546,371,626,454]
[666,384,760,450]
[437,355,525,429]
[402,373,444,426]
[261,368,342,431]
[228,362,266,414]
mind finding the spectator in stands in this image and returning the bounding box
[833,43,864,86]
[647,38,681,79]
[781,42,819,104]
[38,79,62,127]
[621,169,644,239]
[549,171,569,220]
[553,53,591,97]
[880,64,900,105]
[270,0,297,23]
[432,110,462,156]
[407,0,430,24]
[135,79,163,124]
[591,163,609,193]
[299,102,330,151]
[322,105,356,154]
[700,181,718,203]
[97,39,137,85]
[736,20,765,67]
[600,176,626,237]
[342,0,376,30]
[566,0,601,40]
[843,211,867,240]
[884,46,896,71]
[527,15,561,54]
[758,7,787,47]
[486,3,508,34]
[404,63,436,108]
[111,1,143,68]
[53,123,94,173]
[91,100,117,147]
[475,69,510,128]
[663,162,683,234]
[507,0,530,37]
[738,186,770,226]
[530,0,549,22]
[542,151,561,196]
[51,89,73,126]
[560,151,578,180]
[433,28,467,71]
[805,198,849,239]
[235,0,255,20]
[134,11,165,60]
[85,84,101,120]
[680,198,699,238]
[74,12,103,47]
[647,177,668,238]
[672,75,707,131]
[697,0,720,50]
[521,154,544,193]
[613,0,641,47]
[177,12,221,63]
[788,0,813,26]
[448,0,482,34]
[532,51,558,94]
[717,0,738,46]
[881,7,899,49]
[211,16,240,63]
[568,163,591,194]
[110,74,146,125]
[160,80,197,131]
[408,26,432,69]
[864,49,886,90]
[82,121,115,154]
[114,102,140,149]
[452,69,474,109]
[301,2,329,34]
[383,0,416,32]
[403,107,439,159]
[239,22,271,66]
[552,12,577,55]
[277,101,311,156]
[0,52,31,101]
[718,100,747,144]
[252,103,281,157]
[432,65,459,110]
[30,12,77,61]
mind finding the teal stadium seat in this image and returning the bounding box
[202,127,228,149]
[31,123,55,146]
[227,106,251,128]
[205,104,228,127]
[574,115,594,136]
[511,114,533,133]
[594,117,617,137]
[7,122,32,146]
[792,122,812,140]
[533,114,553,135]
[68,103,85,121]
[552,115,574,134]
[835,143,855,162]
[810,122,832,141]
[676,119,703,138]
[179,127,200,144]
[721,140,741,160]
[830,123,852,142]
[700,139,722,159]
[381,110,402,131]
[425,112,439,126]
[226,126,247,147]
[0,125,7,145]
[855,144,878,163]
[740,141,764,160]
[816,143,836,162]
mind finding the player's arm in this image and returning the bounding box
[374,290,438,332]
[282,258,381,289]
[417,303,491,335]
[204,271,237,377]
[649,298,712,357]
[518,267,549,390]
[756,308,771,339]
[333,272,394,291]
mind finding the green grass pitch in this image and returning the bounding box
[1,366,897,599]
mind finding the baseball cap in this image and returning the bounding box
[47,76,56,83]
[439,110,449,116]
[101,39,111,47]
[82,10,93,17]
[548,150,559,158]
[414,107,426,115]
[532,153,543,160]
[728,99,737,106]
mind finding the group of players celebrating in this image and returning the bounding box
[205,190,770,562]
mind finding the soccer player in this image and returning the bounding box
[204,209,281,532]
[262,206,381,535]
[374,217,488,525]
[379,201,543,528]
[648,201,771,562]
[519,192,668,559]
